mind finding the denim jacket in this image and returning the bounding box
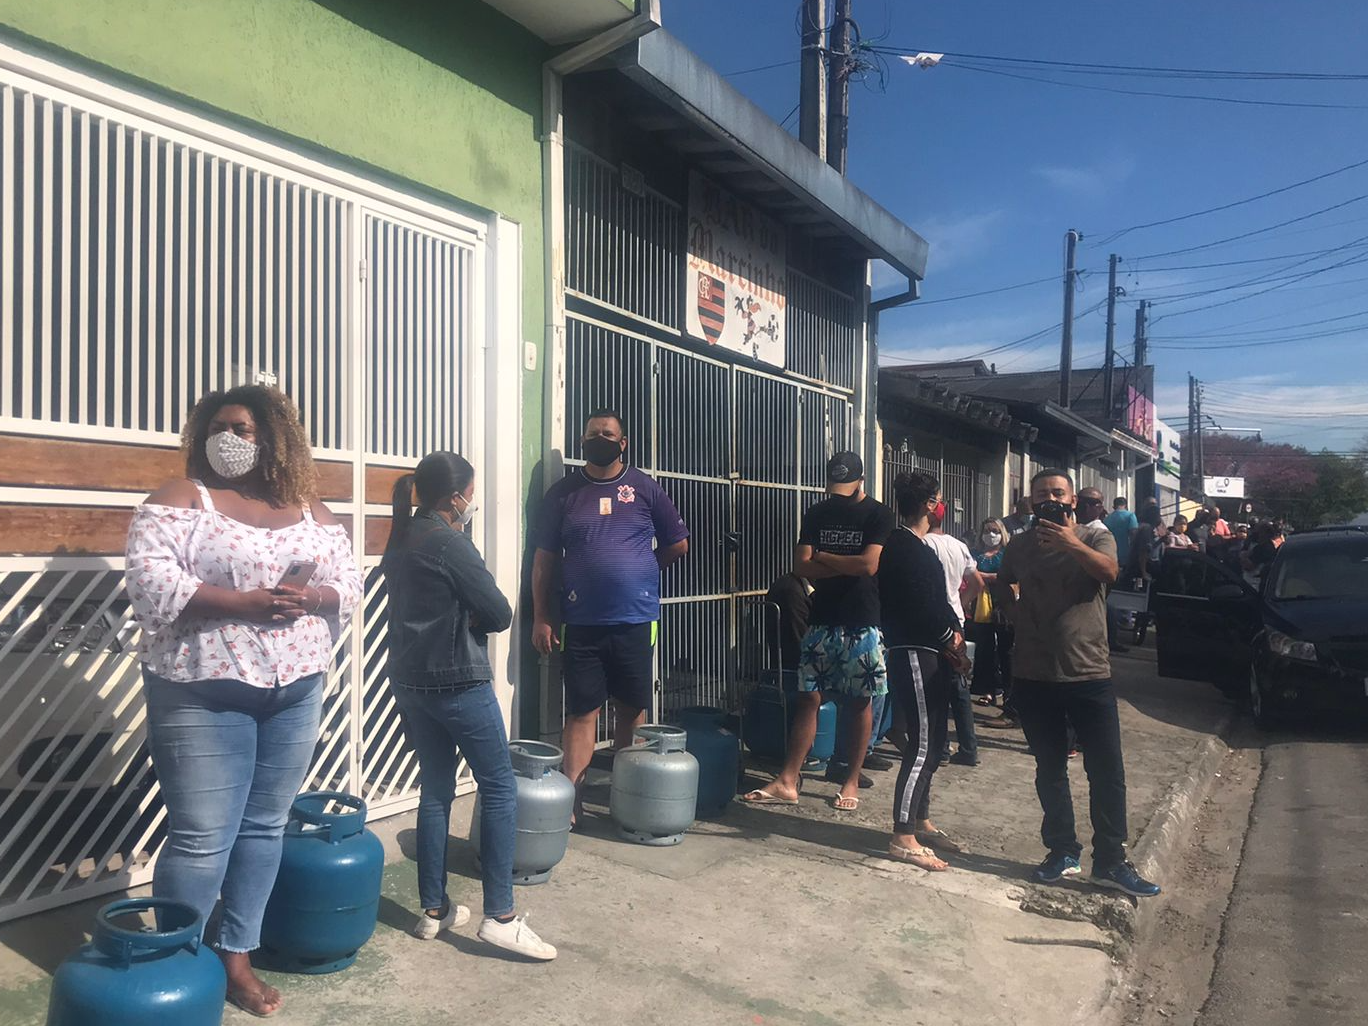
[382,511,513,688]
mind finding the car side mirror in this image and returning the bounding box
[1210,583,1247,602]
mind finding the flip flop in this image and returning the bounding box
[887,842,949,872]
[915,828,963,854]
[974,696,995,706]
[740,786,798,807]
[832,794,860,812]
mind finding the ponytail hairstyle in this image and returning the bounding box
[385,451,475,560]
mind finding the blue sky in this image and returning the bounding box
[661,0,1368,451]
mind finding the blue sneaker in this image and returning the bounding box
[1032,852,1082,884]
[1091,860,1161,898]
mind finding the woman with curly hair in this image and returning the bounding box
[124,384,363,1018]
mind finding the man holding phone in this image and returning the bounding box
[993,469,1160,898]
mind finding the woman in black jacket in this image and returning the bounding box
[383,452,555,961]
[878,471,971,872]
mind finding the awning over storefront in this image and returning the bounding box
[594,30,929,282]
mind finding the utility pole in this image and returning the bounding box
[1059,229,1081,408]
[799,0,828,159]
[826,0,852,173]
[1102,253,1120,423]
[1134,299,1148,368]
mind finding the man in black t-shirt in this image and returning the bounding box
[742,451,896,812]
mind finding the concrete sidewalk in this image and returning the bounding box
[0,646,1232,1026]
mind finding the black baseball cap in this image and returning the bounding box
[827,451,864,483]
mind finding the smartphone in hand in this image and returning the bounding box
[277,560,318,590]
[1033,501,1070,527]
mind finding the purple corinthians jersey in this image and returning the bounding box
[535,466,689,626]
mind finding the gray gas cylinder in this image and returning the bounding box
[472,740,575,885]
[609,724,699,846]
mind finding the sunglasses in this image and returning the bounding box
[1080,497,1104,506]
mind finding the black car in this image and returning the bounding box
[1150,526,1368,728]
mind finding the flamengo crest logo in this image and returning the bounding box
[696,273,725,344]
[617,485,636,504]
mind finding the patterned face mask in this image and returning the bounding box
[205,430,260,479]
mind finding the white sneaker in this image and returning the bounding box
[412,900,471,940]
[477,914,557,961]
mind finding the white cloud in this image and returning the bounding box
[1153,376,1368,450]
[1033,154,1136,200]
[913,208,1007,277]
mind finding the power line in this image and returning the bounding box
[723,59,800,78]
[925,60,1368,112]
[1090,155,1368,245]
[1129,194,1368,261]
[1155,248,1368,321]
[879,46,1368,82]
[913,274,1060,306]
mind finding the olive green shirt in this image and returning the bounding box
[997,525,1116,683]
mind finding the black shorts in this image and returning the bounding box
[561,622,656,717]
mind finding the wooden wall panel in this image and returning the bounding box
[0,433,353,501]
[0,505,134,555]
[0,434,180,492]
[365,465,413,506]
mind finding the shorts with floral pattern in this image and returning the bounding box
[797,625,888,698]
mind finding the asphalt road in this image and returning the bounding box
[1198,733,1368,1025]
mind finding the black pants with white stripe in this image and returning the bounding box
[888,646,952,832]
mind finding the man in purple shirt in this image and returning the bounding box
[532,410,690,820]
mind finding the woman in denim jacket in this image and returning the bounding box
[383,451,555,961]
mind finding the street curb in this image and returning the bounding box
[1089,704,1236,1024]
[1131,707,1235,900]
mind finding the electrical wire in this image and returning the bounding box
[1090,155,1368,245]
[723,59,800,78]
[877,47,1368,82]
[923,60,1368,112]
[1127,194,1368,261]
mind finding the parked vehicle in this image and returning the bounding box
[1150,527,1368,728]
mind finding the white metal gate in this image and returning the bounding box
[0,46,492,921]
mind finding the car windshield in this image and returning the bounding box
[1269,539,1368,601]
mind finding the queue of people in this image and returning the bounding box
[123,385,1161,1019]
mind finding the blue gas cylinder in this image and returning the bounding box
[808,700,838,770]
[47,898,226,1026]
[678,707,740,818]
[257,791,384,974]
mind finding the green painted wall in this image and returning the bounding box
[0,0,553,729]
[0,0,547,480]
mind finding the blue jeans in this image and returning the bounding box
[391,682,516,919]
[943,672,978,759]
[143,671,324,953]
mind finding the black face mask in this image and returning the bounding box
[1032,500,1072,526]
[582,436,624,468]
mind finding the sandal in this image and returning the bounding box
[887,841,949,872]
[915,828,963,854]
[974,695,995,706]
[741,775,803,807]
[832,794,860,812]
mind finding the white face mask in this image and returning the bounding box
[982,531,1003,547]
[205,430,260,479]
[454,495,478,527]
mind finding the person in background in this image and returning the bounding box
[994,468,1160,898]
[742,452,895,812]
[1079,488,1125,660]
[1104,497,1139,570]
[879,470,970,871]
[383,452,555,960]
[969,518,1014,712]
[1245,522,1284,587]
[1004,496,1034,536]
[1165,515,1196,550]
[765,571,890,788]
[1122,504,1165,590]
[532,410,690,824]
[124,385,364,1017]
[924,507,983,768]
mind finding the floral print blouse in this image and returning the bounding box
[125,481,363,688]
